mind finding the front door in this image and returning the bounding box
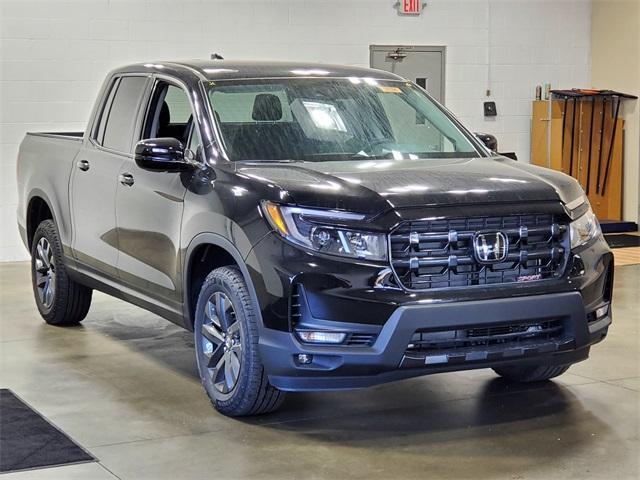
[370,45,445,104]
[70,75,149,277]
[115,79,199,309]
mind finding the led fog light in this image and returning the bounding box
[297,354,313,364]
[596,304,609,319]
[296,331,347,344]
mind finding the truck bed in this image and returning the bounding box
[27,131,84,141]
[17,131,85,250]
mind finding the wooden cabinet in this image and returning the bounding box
[531,98,623,220]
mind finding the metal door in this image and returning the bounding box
[370,45,445,104]
[115,78,192,308]
[71,75,149,278]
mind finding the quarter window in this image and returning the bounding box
[94,79,119,147]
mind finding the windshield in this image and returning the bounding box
[206,78,481,162]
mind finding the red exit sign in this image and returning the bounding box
[400,0,422,15]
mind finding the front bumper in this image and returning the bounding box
[248,232,613,391]
[260,291,611,391]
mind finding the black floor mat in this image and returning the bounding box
[605,234,640,249]
[600,220,638,234]
[0,389,95,473]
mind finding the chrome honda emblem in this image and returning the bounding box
[473,231,508,264]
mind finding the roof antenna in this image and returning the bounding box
[210,53,224,60]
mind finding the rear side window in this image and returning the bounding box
[98,76,148,153]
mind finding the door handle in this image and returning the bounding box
[119,173,134,186]
[77,160,90,171]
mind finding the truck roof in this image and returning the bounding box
[115,60,405,82]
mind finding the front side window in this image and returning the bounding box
[142,82,194,145]
[207,78,480,162]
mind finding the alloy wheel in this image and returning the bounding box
[34,237,56,309]
[199,291,242,394]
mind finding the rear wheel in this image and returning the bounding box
[493,364,570,382]
[194,266,285,416]
[31,220,92,326]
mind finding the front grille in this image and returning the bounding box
[389,214,569,291]
[407,320,563,355]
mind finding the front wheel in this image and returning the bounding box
[194,266,285,416]
[493,364,570,382]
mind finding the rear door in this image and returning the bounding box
[70,75,150,277]
[114,77,197,308]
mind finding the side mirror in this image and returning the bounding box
[475,132,498,152]
[134,138,190,172]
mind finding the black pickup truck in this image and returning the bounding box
[16,61,613,416]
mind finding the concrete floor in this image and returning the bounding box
[1,261,638,480]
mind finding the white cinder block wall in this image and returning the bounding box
[0,0,591,262]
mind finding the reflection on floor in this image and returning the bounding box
[607,231,640,267]
[613,247,640,266]
[0,262,638,479]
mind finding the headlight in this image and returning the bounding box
[262,202,387,261]
[570,205,601,248]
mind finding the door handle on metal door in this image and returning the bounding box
[77,160,90,171]
[119,173,134,186]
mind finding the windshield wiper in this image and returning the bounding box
[236,158,303,164]
[349,152,395,160]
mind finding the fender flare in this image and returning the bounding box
[182,232,264,331]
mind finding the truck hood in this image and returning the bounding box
[236,156,584,214]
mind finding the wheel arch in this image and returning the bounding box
[183,233,263,331]
[26,191,58,248]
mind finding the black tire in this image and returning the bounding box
[493,364,571,382]
[30,220,92,326]
[194,266,285,416]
